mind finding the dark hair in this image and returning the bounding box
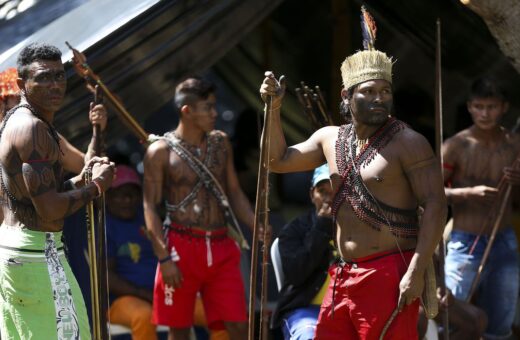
[174,77,216,109]
[17,43,62,79]
[468,76,507,102]
[339,86,356,121]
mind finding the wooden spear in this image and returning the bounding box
[65,42,149,143]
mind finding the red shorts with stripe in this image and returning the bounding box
[314,250,420,340]
[152,223,247,328]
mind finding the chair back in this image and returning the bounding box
[270,238,284,291]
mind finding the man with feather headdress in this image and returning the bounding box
[259,7,446,339]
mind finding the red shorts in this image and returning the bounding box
[152,223,247,328]
[314,250,420,340]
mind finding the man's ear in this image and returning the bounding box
[340,88,350,105]
[180,104,191,117]
[16,78,25,93]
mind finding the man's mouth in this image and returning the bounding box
[370,106,387,113]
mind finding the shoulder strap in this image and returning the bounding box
[161,134,249,249]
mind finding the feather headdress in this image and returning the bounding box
[0,68,20,99]
[361,6,377,50]
[340,7,393,90]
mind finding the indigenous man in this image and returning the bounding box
[0,66,108,224]
[443,77,520,339]
[143,77,255,340]
[259,32,447,340]
[0,67,108,173]
[0,42,114,339]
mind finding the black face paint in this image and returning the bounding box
[351,97,391,125]
[350,81,393,126]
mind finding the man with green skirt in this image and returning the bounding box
[0,42,114,339]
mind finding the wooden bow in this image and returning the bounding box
[248,94,275,340]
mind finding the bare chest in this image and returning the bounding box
[454,139,517,186]
[165,140,227,188]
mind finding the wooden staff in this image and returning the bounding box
[66,42,145,340]
[248,88,275,340]
[435,18,449,340]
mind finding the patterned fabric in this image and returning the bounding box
[45,233,81,339]
[332,118,419,238]
[0,225,90,339]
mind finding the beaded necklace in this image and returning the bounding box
[332,118,419,238]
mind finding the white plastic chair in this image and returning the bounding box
[270,238,284,291]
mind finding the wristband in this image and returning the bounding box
[91,179,103,198]
[159,255,172,264]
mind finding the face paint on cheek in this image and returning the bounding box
[357,93,392,114]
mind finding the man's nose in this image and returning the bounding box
[49,80,64,89]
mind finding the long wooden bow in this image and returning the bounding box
[248,87,276,340]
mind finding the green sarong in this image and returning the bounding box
[0,224,90,339]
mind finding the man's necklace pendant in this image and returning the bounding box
[356,138,368,150]
[193,199,202,215]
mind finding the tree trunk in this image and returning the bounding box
[461,0,520,74]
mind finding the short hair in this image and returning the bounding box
[468,76,507,102]
[174,77,216,109]
[17,43,62,79]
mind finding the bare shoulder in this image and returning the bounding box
[393,126,436,170]
[144,138,169,161]
[316,125,339,137]
[314,125,339,144]
[4,108,40,140]
[443,128,471,153]
[5,110,58,161]
[209,129,228,139]
[394,126,433,153]
[209,129,230,145]
[208,130,231,153]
